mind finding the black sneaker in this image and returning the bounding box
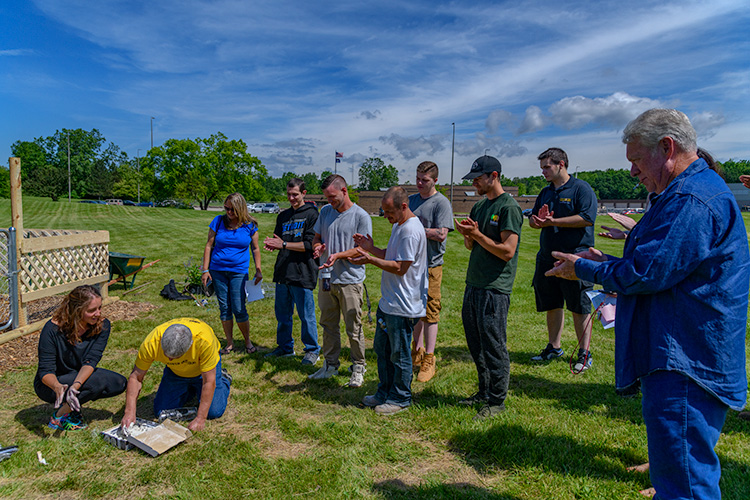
[473,403,505,421]
[572,348,592,373]
[458,392,489,406]
[64,411,88,430]
[531,343,564,362]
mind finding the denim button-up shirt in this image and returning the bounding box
[576,159,749,410]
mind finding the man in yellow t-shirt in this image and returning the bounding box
[121,318,231,432]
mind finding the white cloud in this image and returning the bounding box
[485,109,513,134]
[690,111,726,140]
[517,106,546,135]
[378,133,446,161]
[548,92,663,130]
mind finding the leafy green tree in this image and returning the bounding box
[144,132,266,210]
[11,128,118,200]
[719,160,750,182]
[358,157,398,191]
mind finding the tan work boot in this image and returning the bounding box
[416,353,435,382]
[412,346,425,368]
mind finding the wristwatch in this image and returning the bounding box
[282,241,287,249]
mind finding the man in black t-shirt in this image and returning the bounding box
[529,148,597,372]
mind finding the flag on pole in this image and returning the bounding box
[335,158,340,163]
[335,151,343,158]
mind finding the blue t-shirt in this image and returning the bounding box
[209,215,258,274]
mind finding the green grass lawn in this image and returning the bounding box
[1,197,749,499]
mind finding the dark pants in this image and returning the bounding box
[462,285,510,406]
[153,359,231,419]
[373,307,417,407]
[34,368,127,407]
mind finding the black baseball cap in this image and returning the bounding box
[462,155,502,180]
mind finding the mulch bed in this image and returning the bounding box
[0,297,158,376]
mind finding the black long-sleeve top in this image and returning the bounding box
[34,319,111,382]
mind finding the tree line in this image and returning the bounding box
[3,128,748,205]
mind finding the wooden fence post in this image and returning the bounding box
[9,157,27,326]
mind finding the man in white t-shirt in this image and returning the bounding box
[349,186,427,415]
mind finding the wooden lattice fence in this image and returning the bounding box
[19,229,109,303]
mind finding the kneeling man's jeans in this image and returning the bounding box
[154,359,231,419]
[373,307,417,407]
[641,370,728,500]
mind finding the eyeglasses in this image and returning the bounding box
[224,206,234,212]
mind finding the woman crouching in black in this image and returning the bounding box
[34,285,126,430]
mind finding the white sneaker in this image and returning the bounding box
[308,362,338,380]
[346,365,366,387]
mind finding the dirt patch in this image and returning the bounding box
[0,299,158,376]
[369,435,494,490]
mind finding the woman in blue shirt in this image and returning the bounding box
[201,192,262,354]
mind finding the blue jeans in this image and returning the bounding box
[641,370,728,500]
[212,271,249,322]
[153,359,231,419]
[274,284,320,354]
[373,307,417,407]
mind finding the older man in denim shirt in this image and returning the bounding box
[547,109,749,500]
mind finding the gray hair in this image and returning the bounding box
[622,108,697,154]
[161,323,194,358]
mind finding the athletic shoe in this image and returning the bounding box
[48,411,70,430]
[63,411,88,430]
[221,367,233,384]
[457,392,489,406]
[346,364,366,388]
[416,353,436,382]
[573,349,593,372]
[473,403,505,421]
[264,347,295,358]
[301,351,320,366]
[411,346,425,368]
[374,403,408,416]
[531,343,564,362]
[362,395,383,408]
[308,362,338,380]
[739,411,750,421]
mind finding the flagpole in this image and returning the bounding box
[334,152,337,175]
[450,122,455,213]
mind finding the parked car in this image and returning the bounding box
[522,208,533,218]
[105,199,123,205]
[79,200,106,204]
[262,203,280,214]
[123,200,136,206]
[138,201,154,207]
[248,202,265,213]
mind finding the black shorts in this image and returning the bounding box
[532,254,593,314]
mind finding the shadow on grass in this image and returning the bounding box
[449,422,647,484]
[15,404,120,437]
[371,479,521,499]
[509,372,643,422]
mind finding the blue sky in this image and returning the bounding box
[1,0,749,184]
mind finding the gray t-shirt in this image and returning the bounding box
[380,216,427,318]
[408,191,454,267]
[314,203,373,284]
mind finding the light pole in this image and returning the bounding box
[136,149,141,204]
[67,131,71,202]
[575,165,580,178]
[150,117,155,149]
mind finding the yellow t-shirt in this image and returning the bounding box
[135,318,220,378]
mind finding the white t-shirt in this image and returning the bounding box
[379,216,427,318]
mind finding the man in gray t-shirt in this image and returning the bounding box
[308,174,373,388]
[407,161,454,383]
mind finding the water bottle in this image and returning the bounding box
[321,268,332,292]
[158,407,198,423]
